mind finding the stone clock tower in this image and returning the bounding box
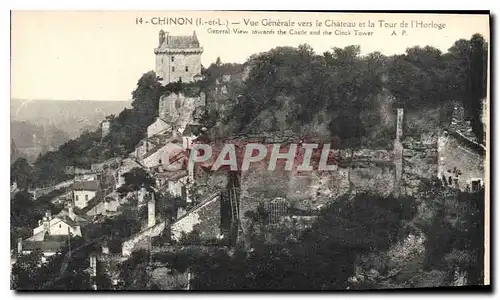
[154,30,204,85]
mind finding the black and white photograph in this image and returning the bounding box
[9,11,490,291]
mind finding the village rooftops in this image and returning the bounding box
[73,180,100,191]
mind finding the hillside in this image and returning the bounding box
[17,34,487,188]
[11,99,131,140]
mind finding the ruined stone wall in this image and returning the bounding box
[438,131,485,191]
[350,162,395,197]
[239,149,396,222]
[170,195,221,241]
[402,132,439,196]
[122,221,166,256]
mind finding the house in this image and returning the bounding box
[26,209,83,242]
[18,235,68,260]
[73,180,101,209]
[85,193,121,218]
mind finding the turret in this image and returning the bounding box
[159,29,166,46]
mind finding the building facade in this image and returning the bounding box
[73,180,100,209]
[154,30,203,85]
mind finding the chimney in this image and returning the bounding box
[188,159,195,182]
[393,107,404,197]
[148,196,156,228]
[395,108,404,143]
[17,238,22,254]
[138,185,147,204]
[68,204,75,219]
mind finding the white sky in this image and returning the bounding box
[11,11,489,101]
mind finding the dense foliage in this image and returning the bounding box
[218,34,488,148]
[10,191,60,249]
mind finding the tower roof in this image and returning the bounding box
[159,34,200,49]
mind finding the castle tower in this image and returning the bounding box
[154,30,203,85]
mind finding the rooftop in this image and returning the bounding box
[73,180,100,191]
[22,236,67,252]
[159,34,200,49]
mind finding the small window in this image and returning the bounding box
[59,224,62,228]
[172,66,175,72]
[161,58,163,63]
[75,195,79,201]
[171,56,174,62]
[85,195,89,201]
[471,180,482,192]
[185,66,189,72]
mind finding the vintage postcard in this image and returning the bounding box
[10,11,490,291]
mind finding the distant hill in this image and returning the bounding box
[11,99,131,162]
[11,99,131,139]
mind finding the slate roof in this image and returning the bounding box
[56,208,88,223]
[22,235,67,252]
[59,216,79,227]
[73,180,100,191]
[22,240,66,252]
[161,34,200,49]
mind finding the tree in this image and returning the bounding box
[11,158,34,190]
[122,167,155,191]
[11,249,45,290]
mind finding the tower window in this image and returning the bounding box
[171,56,174,62]
[161,58,163,63]
[172,66,175,72]
[185,66,189,72]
